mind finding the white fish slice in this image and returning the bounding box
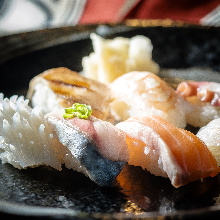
[0,93,66,170]
[197,118,220,165]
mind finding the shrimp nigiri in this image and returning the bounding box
[197,118,220,165]
[110,71,190,128]
[116,114,220,188]
[0,94,128,187]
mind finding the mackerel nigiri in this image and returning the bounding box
[45,107,129,186]
[116,114,220,188]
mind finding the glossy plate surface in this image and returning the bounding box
[0,21,220,219]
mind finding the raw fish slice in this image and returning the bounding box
[197,118,220,165]
[46,110,129,187]
[27,67,113,122]
[0,93,66,170]
[116,114,220,188]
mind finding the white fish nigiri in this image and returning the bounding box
[197,118,220,165]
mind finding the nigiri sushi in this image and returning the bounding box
[45,107,129,186]
[197,118,220,165]
[176,81,220,127]
[110,71,190,128]
[0,94,128,187]
[0,93,66,170]
[116,114,220,188]
[27,67,114,122]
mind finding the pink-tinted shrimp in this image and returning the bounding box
[110,71,189,128]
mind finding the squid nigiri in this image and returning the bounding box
[116,114,220,188]
[0,93,66,170]
[110,71,190,128]
[197,118,220,166]
[0,94,128,187]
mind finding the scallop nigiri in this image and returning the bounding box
[110,71,190,128]
[0,94,128,187]
[197,118,220,165]
[116,114,220,188]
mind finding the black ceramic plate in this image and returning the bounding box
[0,21,220,220]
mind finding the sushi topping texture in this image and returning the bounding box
[176,81,220,106]
[0,93,66,170]
[63,103,92,119]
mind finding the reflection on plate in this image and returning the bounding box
[0,21,220,219]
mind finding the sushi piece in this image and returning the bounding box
[176,81,220,106]
[82,34,160,84]
[27,67,114,122]
[0,94,128,187]
[176,81,220,127]
[116,114,220,188]
[197,118,220,165]
[109,71,190,128]
[45,107,129,187]
[0,93,67,170]
[184,96,220,128]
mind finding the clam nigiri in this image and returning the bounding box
[197,118,220,165]
[116,114,220,188]
[0,94,128,187]
[110,71,190,128]
[176,81,220,127]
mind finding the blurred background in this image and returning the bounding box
[0,0,219,36]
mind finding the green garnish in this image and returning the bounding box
[63,103,92,119]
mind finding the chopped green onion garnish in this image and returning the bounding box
[63,103,92,119]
